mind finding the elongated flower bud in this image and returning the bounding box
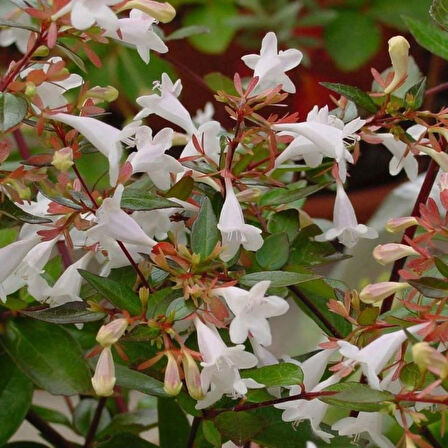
[373,243,418,265]
[386,216,418,233]
[417,142,448,172]
[86,85,119,103]
[119,1,176,23]
[412,342,448,379]
[92,347,116,396]
[384,36,410,94]
[51,147,73,172]
[182,352,204,400]
[96,318,128,347]
[163,352,182,396]
[360,281,409,304]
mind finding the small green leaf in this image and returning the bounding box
[0,18,39,32]
[191,197,220,259]
[204,72,238,94]
[202,420,222,447]
[158,398,190,448]
[21,302,106,324]
[256,233,290,270]
[404,16,448,60]
[0,196,51,224]
[165,297,195,321]
[165,176,194,201]
[214,411,264,445]
[0,352,33,446]
[1,319,92,395]
[267,209,299,242]
[358,307,380,325]
[78,270,142,315]
[322,382,394,411]
[0,93,27,132]
[166,25,210,41]
[30,405,71,427]
[431,0,448,30]
[409,277,448,298]
[259,183,330,206]
[115,365,168,398]
[56,43,87,72]
[240,271,318,288]
[97,409,156,438]
[241,363,303,387]
[97,434,157,448]
[434,257,448,278]
[121,188,180,211]
[320,82,377,114]
[405,77,427,109]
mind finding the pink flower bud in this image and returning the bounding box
[96,318,128,347]
[373,243,418,265]
[182,352,204,400]
[51,147,73,172]
[359,281,409,304]
[92,347,116,396]
[163,352,182,396]
[412,342,448,379]
[385,216,418,233]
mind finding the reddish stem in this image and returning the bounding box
[13,129,31,159]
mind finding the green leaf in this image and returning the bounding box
[240,271,318,288]
[320,82,377,114]
[183,3,237,54]
[165,176,194,201]
[324,11,381,71]
[0,196,51,224]
[3,444,50,448]
[434,256,448,278]
[267,209,299,242]
[97,434,157,448]
[97,409,156,438]
[121,188,180,211]
[409,277,448,298]
[0,18,39,32]
[146,287,179,319]
[358,307,380,325]
[406,77,427,109]
[256,233,290,270]
[201,420,221,447]
[404,16,448,60]
[166,25,210,41]
[115,364,168,398]
[259,183,329,206]
[241,363,303,387]
[165,297,195,321]
[322,382,394,411]
[30,405,71,427]
[1,319,92,395]
[431,0,448,30]
[0,352,33,446]
[73,398,111,437]
[0,93,27,132]
[158,398,190,448]
[214,411,264,445]
[55,43,87,73]
[191,197,220,259]
[204,72,238,95]
[21,302,106,324]
[78,270,142,315]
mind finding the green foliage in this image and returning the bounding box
[0,93,28,132]
[191,197,220,259]
[115,365,168,398]
[0,196,51,224]
[240,271,318,288]
[409,277,448,298]
[157,399,190,448]
[256,233,290,270]
[320,82,377,114]
[214,411,264,445]
[431,0,448,30]
[121,188,181,211]
[241,363,304,387]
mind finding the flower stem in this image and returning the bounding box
[186,416,201,448]
[26,409,73,448]
[13,129,31,160]
[84,397,106,448]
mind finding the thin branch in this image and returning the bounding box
[13,129,31,160]
[84,397,106,448]
[419,425,443,448]
[26,409,73,448]
[186,416,201,448]
[425,81,448,98]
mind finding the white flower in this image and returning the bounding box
[87,184,156,248]
[214,281,289,346]
[193,102,215,127]
[53,0,122,33]
[242,32,302,93]
[21,57,83,110]
[0,8,32,54]
[194,318,262,409]
[127,126,183,190]
[332,412,394,448]
[105,9,168,64]
[135,74,196,135]
[297,349,337,391]
[377,124,426,181]
[274,106,365,181]
[51,113,132,186]
[218,178,263,262]
[316,181,378,248]
[181,120,222,165]
[338,323,428,390]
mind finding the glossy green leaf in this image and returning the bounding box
[21,302,106,324]
[158,398,190,448]
[214,411,264,445]
[434,257,448,278]
[267,209,299,242]
[115,364,168,398]
[432,0,448,30]
[121,188,180,211]
[320,82,377,114]
[191,197,220,259]
[97,434,158,448]
[259,183,329,206]
[97,409,156,438]
[78,270,142,315]
[406,77,427,110]
[30,405,71,427]
[201,420,221,447]
[256,233,290,270]
[165,297,195,321]
[1,319,92,395]
[0,196,51,224]
[404,16,448,60]
[0,18,38,32]
[241,363,303,387]
[166,25,210,41]
[204,72,238,95]
[165,176,194,201]
[409,277,448,298]
[0,352,33,446]
[240,271,318,288]
[0,93,27,132]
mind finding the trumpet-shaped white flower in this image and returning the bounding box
[127,126,183,190]
[274,106,365,181]
[338,323,428,390]
[377,124,426,181]
[0,8,32,54]
[214,281,289,346]
[316,181,378,248]
[194,102,215,126]
[218,178,263,262]
[332,412,394,448]
[105,9,168,64]
[87,184,156,248]
[135,74,196,135]
[181,120,222,164]
[242,32,302,93]
[194,318,262,409]
[297,348,337,391]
